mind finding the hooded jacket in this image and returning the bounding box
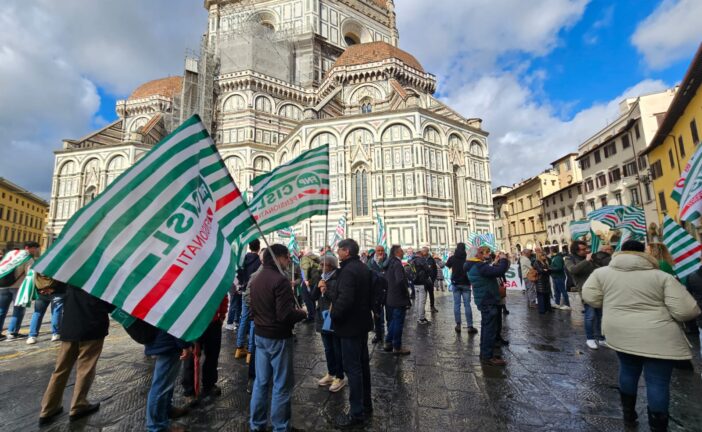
[583,251,700,360]
[237,252,261,291]
[447,247,468,285]
[465,258,509,307]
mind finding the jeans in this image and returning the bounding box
[237,301,251,348]
[478,304,500,360]
[373,304,385,337]
[616,352,675,413]
[385,307,406,349]
[584,304,603,340]
[416,284,427,320]
[227,292,241,325]
[552,276,570,306]
[250,336,294,432]
[0,289,26,335]
[537,292,552,314]
[452,284,473,326]
[182,320,222,396]
[321,332,344,378]
[146,352,182,432]
[29,294,64,337]
[340,335,372,417]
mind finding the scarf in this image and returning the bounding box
[322,270,336,281]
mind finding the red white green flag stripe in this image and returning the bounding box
[32,115,256,342]
[569,220,590,240]
[662,215,702,279]
[672,144,702,204]
[676,143,702,226]
[0,250,30,279]
[587,205,624,228]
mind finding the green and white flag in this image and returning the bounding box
[569,220,590,240]
[375,209,388,250]
[677,143,702,226]
[287,231,301,266]
[329,214,347,249]
[672,145,702,203]
[32,115,257,342]
[589,229,601,254]
[241,145,329,245]
[0,250,31,280]
[662,215,702,279]
[615,229,632,252]
[14,270,36,307]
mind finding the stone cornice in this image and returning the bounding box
[217,70,316,105]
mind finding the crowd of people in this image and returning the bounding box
[1,235,701,431]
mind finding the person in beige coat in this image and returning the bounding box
[583,240,700,432]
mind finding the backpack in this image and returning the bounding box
[411,258,430,284]
[404,263,417,282]
[371,271,388,306]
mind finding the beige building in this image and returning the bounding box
[0,177,48,252]
[551,153,582,187]
[492,186,512,251]
[576,89,676,228]
[499,171,560,253]
[542,181,583,252]
[45,0,494,250]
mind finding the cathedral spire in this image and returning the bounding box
[386,0,399,47]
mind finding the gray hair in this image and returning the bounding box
[321,255,339,269]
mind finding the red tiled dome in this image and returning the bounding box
[128,76,183,100]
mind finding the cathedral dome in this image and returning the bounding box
[128,76,183,101]
[331,41,424,73]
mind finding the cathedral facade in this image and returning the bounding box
[46,0,494,250]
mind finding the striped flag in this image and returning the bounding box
[677,144,702,225]
[0,250,31,280]
[468,233,497,250]
[276,228,294,238]
[569,220,591,240]
[375,209,388,250]
[241,145,329,245]
[615,229,632,252]
[590,229,601,254]
[32,115,256,342]
[617,206,646,240]
[287,232,301,266]
[672,145,702,203]
[441,250,451,281]
[587,205,624,228]
[662,215,702,279]
[329,214,347,249]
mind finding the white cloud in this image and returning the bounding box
[0,0,206,196]
[632,0,702,69]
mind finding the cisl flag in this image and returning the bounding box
[33,115,256,341]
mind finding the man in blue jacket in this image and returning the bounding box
[466,247,510,367]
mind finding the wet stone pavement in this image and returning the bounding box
[1,290,701,432]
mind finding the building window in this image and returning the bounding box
[658,191,668,212]
[352,168,369,217]
[604,142,617,158]
[623,160,637,177]
[634,123,641,140]
[651,160,663,179]
[622,135,630,149]
[678,136,686,158]
[630,188,641,206]
[668,149,675,168]
[584,178,594,192]
[608,167,621,183]
[644,182,653,202]
[568,189,572,199]
[692,119,700,145]
[595,173,607,189]
[638,156,648,170]
[600,196,607,207]
[560,208,566,218]
[588,199,596,211]
[594,150,601,164]
[615,192,622,205]
[580,156,590,170]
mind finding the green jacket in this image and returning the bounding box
[550,253,565,278]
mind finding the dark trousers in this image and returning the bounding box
[321,332,344,379]
[478,304,500,360]
[373,303,385,337]
[617,352,675,413]
[227,292,241,325]
[496,306,503,341]
[182,320,223,396]
[301,285,316,320]
[340,335,372,417]
[426,283,435,308]
[537,292,552,314]
[385,306,406,349]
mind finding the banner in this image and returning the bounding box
[677,143,702,225]
[33,115,256,341]
[503,264,524,291]
[672,144,702,203]
[662,215,702,279]
[0,250,31,280]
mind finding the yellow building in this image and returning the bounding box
[0,177,49,253]
[644,44,702,224]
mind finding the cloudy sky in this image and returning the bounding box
[1,0,700,197]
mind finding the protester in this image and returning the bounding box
[565,240,600,350]
[312,254,346,392]
[330,239,373,428]
[181,296,228,406]
[405,247,416,299]
[647,243,676,276]
[466,246,509,367]
[383,245,411,355]
[145,330,192,432]
[300,247,322,322]
[446,243,477,334]
[245,247,268,394]
[519,249,536,308]
[224,277,241,331]
[367,245,388,344]
[249,244,307,432]
[533,250,553,314]
[0,242,40,340]
[424,247,438,312]
[549,247,570,310]
[410,248,434,325]
[39,284,114,426]
[27,273,66,344]
[235,240,262,361]
[434,254,446,292]
[583,240,700,432]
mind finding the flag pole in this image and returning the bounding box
[251,222,302,308]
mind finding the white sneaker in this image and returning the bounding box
[598,340,609,348]
[586,339,599,350]
[51,334,60,342]
[318,374,334,386]
[26,337,37,345]
[329,377,347,393]
[6,333,16,340]
[223,324,236,331]
[560,305,572,311]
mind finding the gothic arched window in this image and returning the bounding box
[224,156,245,185]
[452,165,464,217]
[352,167,369,217]
[106,155,127,185]
[223,94,246,112]
[253,156,272,174]
[310,132,337,149]
[382,124,412,142]
[254,96,272,113]
[424,127,441,144]
[57,161,78,197]
[470,141,484,157]
[360,97,373,114]
[279,104,302,120]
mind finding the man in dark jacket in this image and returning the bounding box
[565,240,601,350]
[235,240,262,360]
[330,239,373,428]
[410,248,435,324]
[145,330,192,432]
[549,247,570,310]
[249,244,307,432]
[446,243,477,334]
[367,245,389,344]
[383,245,411,355]
[465,247,509,367]
[39,285,114,426]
